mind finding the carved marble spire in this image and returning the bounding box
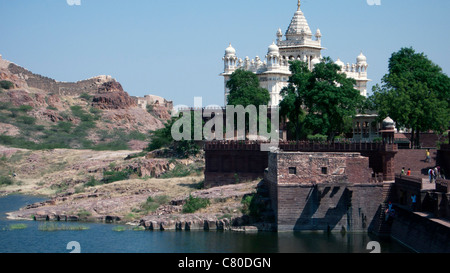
[286,0,312,38]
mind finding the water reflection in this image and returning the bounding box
[0,195,412,253]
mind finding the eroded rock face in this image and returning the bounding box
[7,90,35,107]
[97,81,124,93]
[139,214,232,231]
[125,159,173,178]
[92,90,136,110]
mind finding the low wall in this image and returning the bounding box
[391,205,450,253]
[394,175,422,209]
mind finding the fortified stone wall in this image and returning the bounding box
[391,205,450,253]
[204,141,397,188]
[438,144,450,179]
[7,63,114,96]
[266,151,384,232]
[205,148,267,188]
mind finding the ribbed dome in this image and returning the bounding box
[357,52,367,64]
[268,42,279,54]
[225,44,236,56]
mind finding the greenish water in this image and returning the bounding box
[0,194,412,253]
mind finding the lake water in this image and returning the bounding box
[0,194,412,253]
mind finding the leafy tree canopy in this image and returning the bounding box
[226,69,270,107]
[370,47,450,147]
[280,58,363,141]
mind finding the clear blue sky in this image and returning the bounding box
[0,0,449,107]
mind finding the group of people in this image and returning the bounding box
[401,166,443,182]
[401,167,411,176]
[428,166,442,183]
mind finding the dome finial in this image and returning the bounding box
[297,0,301,11]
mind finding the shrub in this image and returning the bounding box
[182,195,210,213]
[91,140,129,151]
[102,168,134,184]
[0,80,14,90]
[77,209,92,218]
[71,105,95,122]
[307,134,328,142]
[56,121,73,133]
[17,105,33,112]
[0,175,14,186]
[0,102,10,110]
[17,115,36,125]
[240,194,264,219]
[159,164,194,179]
[85,176,101,187]
[128,130,148,141]
[89,107,102,115]
[141,195,170,213]
[79,93,93,101]
[175,140,200,158]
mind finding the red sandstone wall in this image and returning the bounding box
[269,151,382,232]
[275,152,372,185]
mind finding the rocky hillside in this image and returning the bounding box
[0,56,170,150]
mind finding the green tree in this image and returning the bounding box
[226,69,271,138]
[371,47,450,148]
[280,58,363,141]
[279,61,310,140]
[226,69,270,107]
[147,113,201,158]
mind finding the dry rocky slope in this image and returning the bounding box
[0,56,167,149]
[1,145,260,230]
[0,56,264,231]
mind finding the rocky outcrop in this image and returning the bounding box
[0,123,20,137]
[99,107,164,133]
[34,109,65,123]
[151,105,172,121]
[97,80,124,93]
[92,88,136,110]
[7,90,35,107]
[139,214,233,231]
[125,158,173,178]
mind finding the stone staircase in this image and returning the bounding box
[370,182,397,235]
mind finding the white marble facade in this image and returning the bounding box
[221,1,370,106]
